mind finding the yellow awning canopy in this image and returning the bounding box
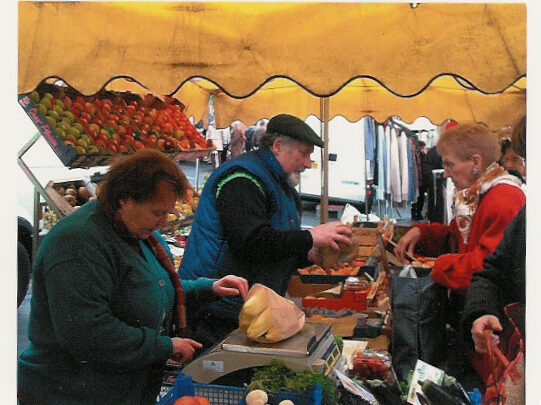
[180,76,525,130]
[19,2,525,97]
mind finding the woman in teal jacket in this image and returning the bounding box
[18,149,248,405]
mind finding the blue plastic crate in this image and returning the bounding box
[157,373,322,405]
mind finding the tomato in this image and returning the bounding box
[105,121,118,131]
[102,98,113,108]
[119,144,129,153]
[71,101,84,113]
[163,139,175,151]
[178,139,190,150]
[133,140,145,150]
[143,116,154,126]
[106,139,119,152]
[75,96,85,106]
[84,102,96,115]
[129,100,139,108]
[147,134,157,145]
[78,117,89,127]
[156,138,165,150]
[163,122,174,134]
[63,96,73,109]
[147,108,158,119]
[124,105,135,116]
[93,99,102,109]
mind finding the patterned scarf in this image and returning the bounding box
[454,163,524,245]
[147,234,187,338]
[111,208,187,337]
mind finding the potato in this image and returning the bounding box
[63,194,76,206]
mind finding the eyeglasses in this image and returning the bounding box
[442,160,459,170]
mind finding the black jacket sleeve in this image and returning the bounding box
[462,206,526,345]
[215,172,313,266]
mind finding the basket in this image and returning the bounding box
[157,373,322,405]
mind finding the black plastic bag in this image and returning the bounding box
[389,267,448,381]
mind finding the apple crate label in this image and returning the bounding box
[19,95,30,108]
[28,107,42,125]
[40,124,58,147]
[202,360,224,373]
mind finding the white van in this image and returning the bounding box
[298,115,368,207]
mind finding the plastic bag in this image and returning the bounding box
[239,284,305,343]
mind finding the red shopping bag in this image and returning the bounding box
[482,303,524,405]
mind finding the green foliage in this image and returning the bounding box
[334,336,344,354]
[247,361,295,392]
[285,371,339,405]
[247,361,338,405]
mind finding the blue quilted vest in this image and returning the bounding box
[179,148,301,280]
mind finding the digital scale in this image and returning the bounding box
[182,322,342,384]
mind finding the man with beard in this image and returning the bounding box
[180,113,352,348]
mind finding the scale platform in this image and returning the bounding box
[182,322,341,384]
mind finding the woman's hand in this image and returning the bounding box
[471,315,502,354]
[171,338,202,363]
[212,275,249,300]
[394,227,421,263]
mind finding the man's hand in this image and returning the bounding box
[212,275,249,300]
[471,315,502,354]
[309,221,353,250]
[171,338,202,363]
[394,227,421,263]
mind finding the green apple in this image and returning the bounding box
[80,134,92,145]
[76,139,89,149]
[45,116,56,128]
[72,122,84,133]
[62,111,75,122]
[43,92,54,100]
[87,146,99,154]
[75,146,86,154]
[30,91,40,104]
[55,99,65,110]
[54,105,64,115]
[68,127,81,139]
[58,121,71,131]
[38,103,48,115]
[47,110,60,121]
[41,98,52,110]
[55,128,66,139]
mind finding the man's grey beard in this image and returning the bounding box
[287,171,301,187]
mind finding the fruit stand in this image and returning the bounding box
[16,3,527,404]
[17,80,214,252]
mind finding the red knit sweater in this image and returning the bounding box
[413,184,525,291]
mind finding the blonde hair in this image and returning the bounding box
[437,123,500,169]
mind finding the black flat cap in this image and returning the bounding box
[267,113,324,147]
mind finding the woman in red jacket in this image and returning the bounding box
[394,122,525,387]
[395,123,525,291]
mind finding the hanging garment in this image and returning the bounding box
[364,117,376,180]
[390,127,402,203]
[397,130,409,203]
[376,125,386,201]
[407,136,418,203]
[385,125,392,196]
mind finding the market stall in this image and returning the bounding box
[17,2,526,404]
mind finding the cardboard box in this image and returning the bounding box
[287,275,337,298]
[44,179,96,217]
